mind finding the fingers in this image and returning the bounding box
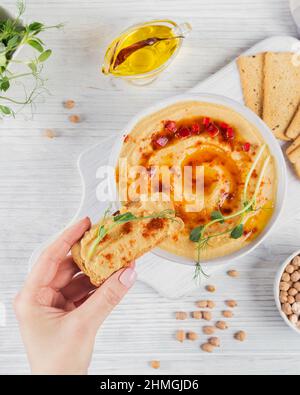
[49,256,81,290]
[72,264,136,331]
[61,274,96,302]
[27,217,91,290]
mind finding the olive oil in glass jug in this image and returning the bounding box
[102,20,191,85]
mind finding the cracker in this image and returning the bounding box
[263,52,300,141]
[71,199,184,286]
[287,145,300,164]
[294,160,300,179]
[286,105,300,139]
[237,53,264,117]
[286,135,300,156]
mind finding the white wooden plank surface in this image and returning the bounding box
[1,0,300,375]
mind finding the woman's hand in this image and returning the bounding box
[14,217,137,375]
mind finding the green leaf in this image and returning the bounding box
[189,226,205,242]
[28,62,37,73]
[0,77,10,92]
[38,49,52,63]
[210,210,225,223]
[7,35,21,49]
[230,224,244,239]
[0,54,7,67]
[27,39,44,53]
[0,105,13,115]
[98,225,107,240]
[28,22,44,33]
[113,212,137,223]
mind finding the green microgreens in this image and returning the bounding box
[0,1,62,118]
[87,208,177,260]
[190,145,271,283]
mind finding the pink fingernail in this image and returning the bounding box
[119,268,137,288]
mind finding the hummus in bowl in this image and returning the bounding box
[112,94,286,266]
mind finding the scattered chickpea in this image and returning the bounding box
[206,285,216,293]
[234,331,246,342]
[208,337,220,347]
[222,310,234,318]
[191,311,202,320]
[201,343,214,353]
[150,360,160,369]
[63,99,75,109]
[202,311,212,321]
[176,311,188,320]
[203,326,215,335]
[175,330,185,343]
[186,331,198,341]
[286,264,295,274]
[196,300,208,308]
[227,270,239,278]
[225,300,237,308]
[43,129,56,139]
[216,321,228,330]
[69,114,81,123]
[281,272,290,282]
[207,300,216,309]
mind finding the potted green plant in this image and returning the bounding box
[0,1,61,118]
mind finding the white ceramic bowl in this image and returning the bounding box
[109,93,287,268]
[274,248,300,334]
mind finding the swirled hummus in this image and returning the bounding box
[117,101,277,261]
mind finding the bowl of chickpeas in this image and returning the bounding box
[275,249,300,334]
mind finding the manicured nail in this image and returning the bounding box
[119,268,137,288]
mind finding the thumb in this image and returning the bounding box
[74,265,137,330]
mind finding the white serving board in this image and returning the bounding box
[30,36,300,299]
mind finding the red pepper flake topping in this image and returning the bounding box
[243,142,251,152]
[203,117,211,126]
[153,135,169,148]
[164,120,177,133]
[176,126,192,139]
[223,127,234,140]
[206,122,219,138]
[220,122,229,130]
[191,123,200,135]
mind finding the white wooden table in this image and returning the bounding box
[1,0,300,375]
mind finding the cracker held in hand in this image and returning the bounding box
[237,53,265,117]
[263,52,300,141]
[286,105,300,140]
[71,200,184,286]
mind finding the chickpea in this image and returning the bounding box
[208,337,220,347]
[287,295,295,304]
[225,300,238,308]
[176,311,188,320]
[186,331,198,341]
[202,311,212,321]
[234,331,247,342]
[202,326,215,335]
[201,343,214,353]
[196,300,208,308]
[292,256,300,267]
[222,310,234,318]
[295,294,300,302]
[176,330,185,343]
[43,129,56,139]
[288,288,298,297]
[286,265,295,274]
[150,360,160,369]
[216,321,228,330]
[279,282,290,291]
[280,295,288,303]
[191,311,203,320]
[207,300,216,309]
[291,271,300,282]
[63,100,75,109]
[69,114,81,123]
[206,285,216,293]
[282,303,292,315]
[292,302,300,315]
[289,314,298,325]
[281,272,290,282]
[227,270,239,278]
[294,282,300,292]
